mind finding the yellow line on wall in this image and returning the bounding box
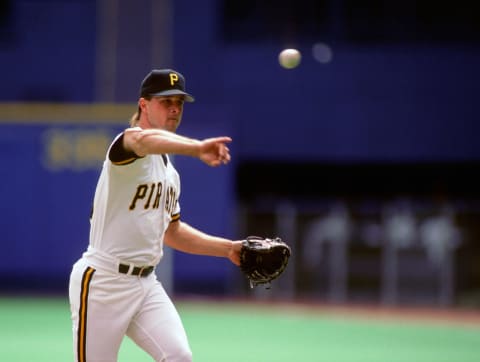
[0,102,136,125]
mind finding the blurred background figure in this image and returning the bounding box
[381,198,418,305]
[420,204,461,269]
[382,198,417,249]
[303,200,353,302]
[419,204,462,306]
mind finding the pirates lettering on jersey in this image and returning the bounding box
[129,182,178,215]
[165,186,178,215]
[129,182,163,210]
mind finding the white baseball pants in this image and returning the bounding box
[69,257,192,362]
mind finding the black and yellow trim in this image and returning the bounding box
[171,213,180,222]
[112,157,137,166]
[109,133,145,166]
[77,266,95,362]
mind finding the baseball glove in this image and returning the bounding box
[240,236,291,288]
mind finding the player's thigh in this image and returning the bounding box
[69,260,142,361]
[127,281,192,362]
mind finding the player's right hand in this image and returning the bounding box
[198,137,232,167]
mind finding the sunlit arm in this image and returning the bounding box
[164,221,241,266]
[122,127,232,167]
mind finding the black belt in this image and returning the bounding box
[118,263,154,277]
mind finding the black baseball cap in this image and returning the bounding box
[140,69,195,102]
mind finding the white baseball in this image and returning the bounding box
[278,48,301,69]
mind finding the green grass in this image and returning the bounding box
[0,297,479,361]
[182,303,480,362]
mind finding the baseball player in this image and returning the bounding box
[68,69,243,362]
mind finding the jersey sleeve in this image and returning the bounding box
[108,132,140,165]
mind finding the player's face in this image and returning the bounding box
[144,96,184,132]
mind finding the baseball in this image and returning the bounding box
[278,48,301,69]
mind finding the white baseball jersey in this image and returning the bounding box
[88,131,181,266]
[69,131,192,361]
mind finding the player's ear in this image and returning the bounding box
[138,97,147,112]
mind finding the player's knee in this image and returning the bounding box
[171,345,192,362]
[157,344,192,362]
[177,348,192,362]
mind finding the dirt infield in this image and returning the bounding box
[276,301,480,327]
[179,296,480,328]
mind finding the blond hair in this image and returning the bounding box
[129,96,152,127]
[129,110,140,127]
